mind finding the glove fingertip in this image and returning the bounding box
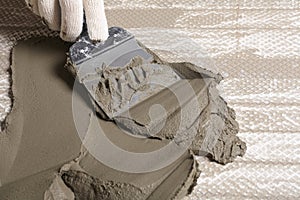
[48,23,60,32]
[59,0,83,42]
[83,0,109,42]
[60,30,81,42]
[88,28,109,41]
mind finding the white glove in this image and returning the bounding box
[25,0,109,42]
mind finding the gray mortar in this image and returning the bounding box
[66,43,246,165]
[0,37,246,200]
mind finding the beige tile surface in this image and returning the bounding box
[0,0,299,199]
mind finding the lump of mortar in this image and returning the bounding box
[166,63,246,164]
[94,56,181,118]
[66,41,246,164]
[59,151,200,200]
[44,175,75,200]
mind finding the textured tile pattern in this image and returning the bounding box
[0,0,299,199]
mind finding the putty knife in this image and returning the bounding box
[69,27,154,115]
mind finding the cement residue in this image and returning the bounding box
[58,150,200,200]
[61,170,146,200]
[0,37,245,200]
[190,81,246,164]
[44,175,75,200]
[84,56,180,119]
[67,42,246,164]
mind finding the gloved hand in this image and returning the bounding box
[25,0,109,42]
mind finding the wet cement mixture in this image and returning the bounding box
[0,37,246,200]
